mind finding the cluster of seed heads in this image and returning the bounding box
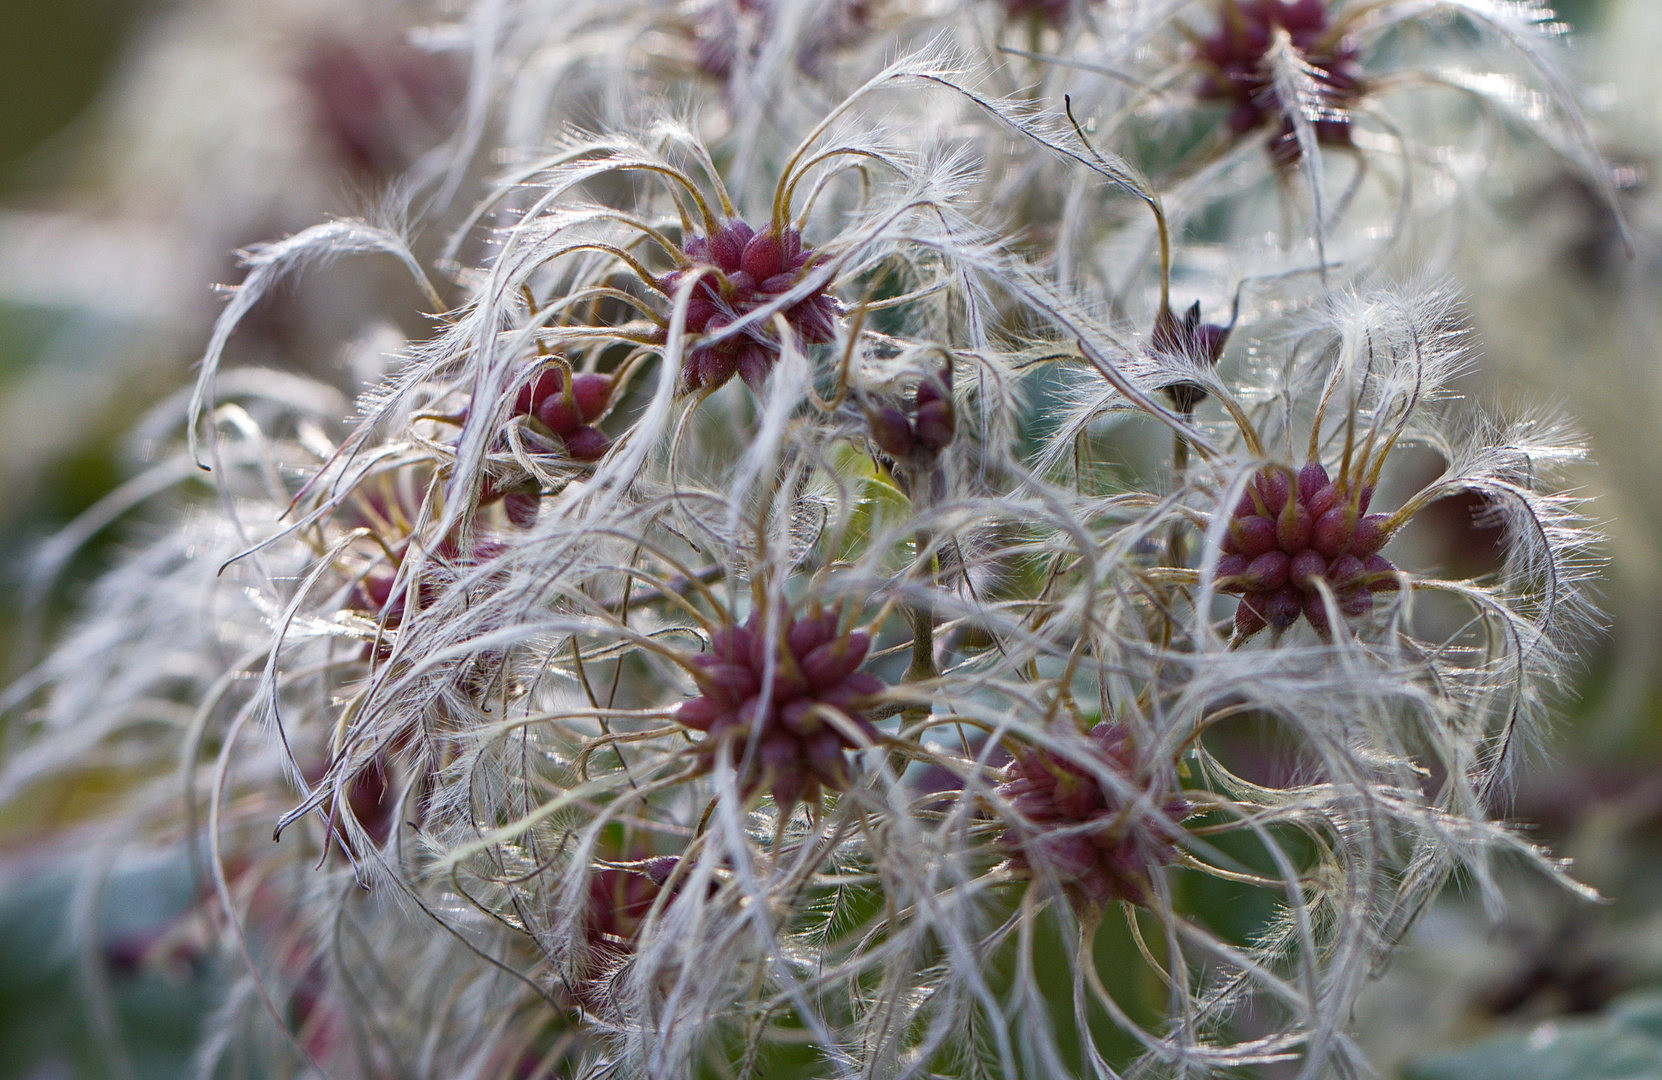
[0,1,1614,1077]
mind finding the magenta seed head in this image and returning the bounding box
[661,219,840,393]
[1222,460,1400,637]
[1151,300,1231,411]
[995,722,1187,908]
[675,606,884,810]
[868,365,956,464]
[1193,0,1359,164]
[513,365,566,417]
[584,864,659,953]
[507,366,613,464]
[355,568,399,616]
[1303,587,1373,636]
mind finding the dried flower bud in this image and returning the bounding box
[1151,300,1231,412]
[870,406,915,458]
[868,364,955,465]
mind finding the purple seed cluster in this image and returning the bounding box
[1220,464,1398,637]
[660,219,839,391]
[676,608,884,809]
[691,0,872,82]
[471,363,613,527]
[996,723,1187,907]
[869,365,955,461]
[1195,0,1359,165]
[692,0,768,80]
[352,534,508,658]
[510,364,613,462]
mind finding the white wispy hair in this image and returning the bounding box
[0,6,1615,1080]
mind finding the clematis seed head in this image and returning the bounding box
[1220,463,1397,637]
[675,606,884,810]
[1194,0,1361,166]
[996,723,1188,908]
[661,219,840,392]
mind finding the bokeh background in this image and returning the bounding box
[2,1,1660,1077]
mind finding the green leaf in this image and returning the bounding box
[1406,990,1662,1080]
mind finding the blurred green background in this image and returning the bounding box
[0,0,142,185]
[0,6,209,1075]
[0,2,290,1075]
[0,0,149,570]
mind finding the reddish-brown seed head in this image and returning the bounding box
[1219,463,1397,637]
[1193,0,1360,164]
[675,606,884,809]
[506,361,613,464]
[995,723,1188,908]
[661,219,840,392]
